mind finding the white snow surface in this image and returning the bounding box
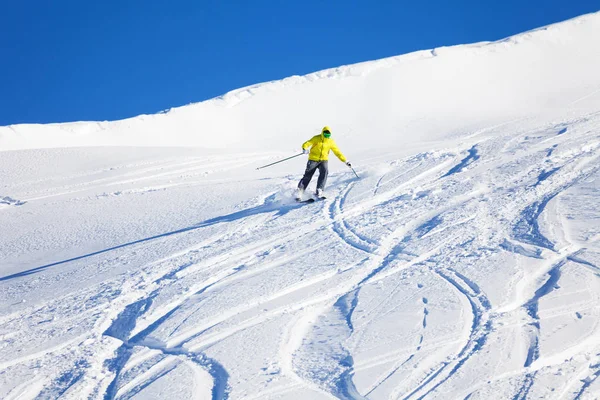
[2,11,600,400]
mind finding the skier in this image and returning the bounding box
[296,126,351,200]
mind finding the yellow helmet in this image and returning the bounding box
[322,126,331,137]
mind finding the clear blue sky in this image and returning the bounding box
[1,1,598,125]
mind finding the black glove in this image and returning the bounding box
[346,161,352,167]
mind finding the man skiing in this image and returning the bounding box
[296,126,351,200]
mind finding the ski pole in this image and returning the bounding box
[256,153,304,170]
[349,165,359,178]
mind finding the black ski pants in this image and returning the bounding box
[299,160,329,191]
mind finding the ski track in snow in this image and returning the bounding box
[2,119,600,399]
[3,120,600,399]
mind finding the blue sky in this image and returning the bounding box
[1,1,598,125]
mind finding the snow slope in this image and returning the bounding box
[2,11,600,400]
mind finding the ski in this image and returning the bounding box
[296,196,326,204]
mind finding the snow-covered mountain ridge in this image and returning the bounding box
[1,11,600,152]
[1,11,600,400]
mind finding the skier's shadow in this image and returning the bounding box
[0,200,305,282]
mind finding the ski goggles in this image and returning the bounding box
[323,130,331,137]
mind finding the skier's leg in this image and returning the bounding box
[298,161,318,190]
[316,161,329,191]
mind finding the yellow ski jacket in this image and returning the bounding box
[302,134,347,162]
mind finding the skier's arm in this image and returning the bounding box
[302,137,316,151]
[331,141,347,163]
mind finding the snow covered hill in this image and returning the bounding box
[1,11,600,400]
